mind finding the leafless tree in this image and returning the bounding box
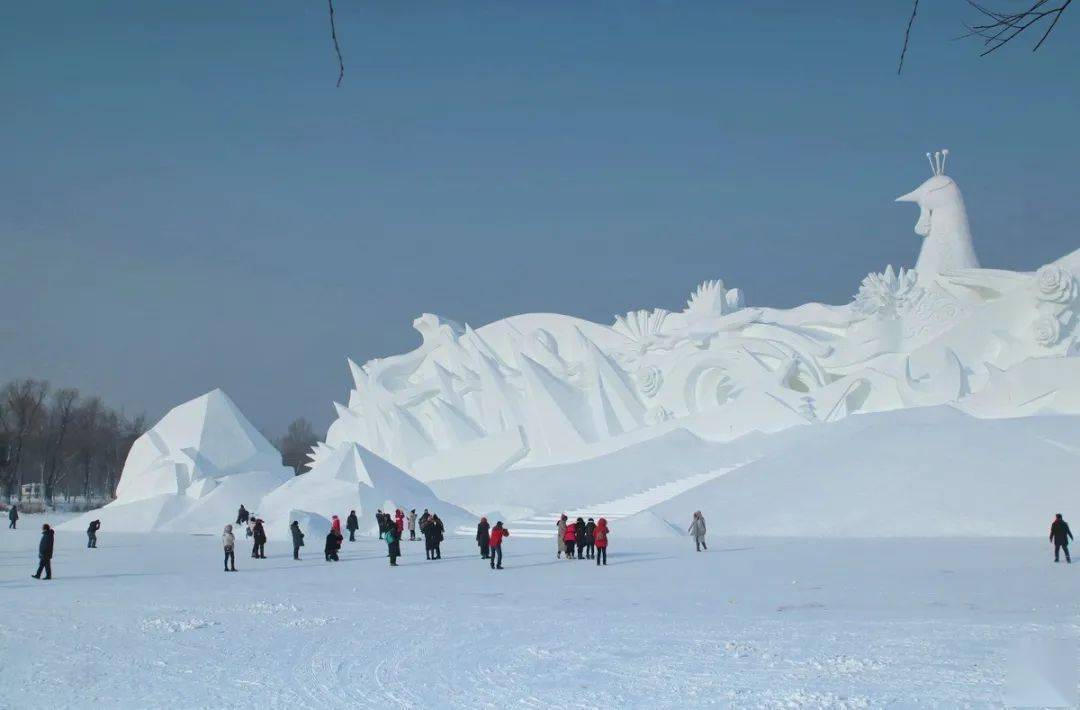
[278,418,320,474]
[40,388,80,503]
[0,379,49,499]
[899,0,1073,72]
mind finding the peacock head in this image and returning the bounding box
[895,149,960,237]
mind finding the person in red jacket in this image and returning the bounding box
[594,518,610,566]
[395,509,405,538]
[331,515,342,539]
[563,520,577,560]
[489,521,509,569]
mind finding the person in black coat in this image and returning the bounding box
[385,526,401,566]
[290,521,305,560]
[32,524,54,580]
[236,505,249,526]
[1051,513,1073,563]
[87,520,101,548]
[431,515,445,560]
[8,504,17,529]
[325,529,341,561]
[251,519,267,559]
[375,509,386,539]
[584,518,596,559]
[476,517,491,559]
[574,517,587,559]
[346,510,359,542]
[421,518,433,559]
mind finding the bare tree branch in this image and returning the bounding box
[899,0,1070,71]
[963,0,1071,56]
[328,0,345,88]
[898,0,921,74]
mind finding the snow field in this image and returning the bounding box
[1,520,1077,708]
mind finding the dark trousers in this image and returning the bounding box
[224,549,235,570]
[584,543,594,558]
[8,520,14,529]
[695,536,707,551]
[34,557,52,578]
[433,542,441,559]
[348,530,356,541]
[596,547,607,565]
[565,541,575,558]
[325,551,339,561]
[293,545,301,560]
[577,542,584,559]
[409,529,416,540]
[252,542,265,558]
[479,543,489,558]
[1055,543,1071,562]
[490,544,503,568]
[87,532,97,548]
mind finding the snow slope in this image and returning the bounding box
[640,406,1080,537]
[1,523,1077,708]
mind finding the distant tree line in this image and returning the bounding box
[0,379,146,505]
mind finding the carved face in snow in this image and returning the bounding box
[895,174,958,238]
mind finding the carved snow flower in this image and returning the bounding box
[1032,314,1062,347]
[853,266,921,319]
[1033,265,1077,304]
[637,366,663,398]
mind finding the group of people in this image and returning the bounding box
[554,514,611,565]
[14,504,1075,580]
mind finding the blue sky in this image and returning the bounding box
[3,0,1079,434]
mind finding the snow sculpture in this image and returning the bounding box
[62,390,293,534]
[115,389,289,502]
[895,149,980,283]
[309,151,1080,484]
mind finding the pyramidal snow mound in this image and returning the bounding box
[63,390,293,534]
[259,442,472,540]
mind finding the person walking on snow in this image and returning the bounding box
[689,511,707,551]
[556,515,568,559]
[563,519,577,560]
[252,518,267,559]
[222,524,237,572]
[325,527,341,561]
[290,520,305,560]
[584,518,596,559]
[346,510,359,542]
[385,525,401,566]
[8,504,18,529]
[87,519,100,548]
[489,521,509,569]
[1051,513,1073,563]
[476,517,491,559]
[407,509,417,540]
[32,524,55,580]
[594,518,610,566]
[236,504,249,526]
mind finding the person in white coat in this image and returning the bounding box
[688,511,707,552]
[556,515,568,559]
[222,525,237,572]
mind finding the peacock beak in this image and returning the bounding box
[895,188,920,203]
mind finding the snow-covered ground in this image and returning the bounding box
[1,517,1076,708]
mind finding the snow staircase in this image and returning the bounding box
[454,464,745,538]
